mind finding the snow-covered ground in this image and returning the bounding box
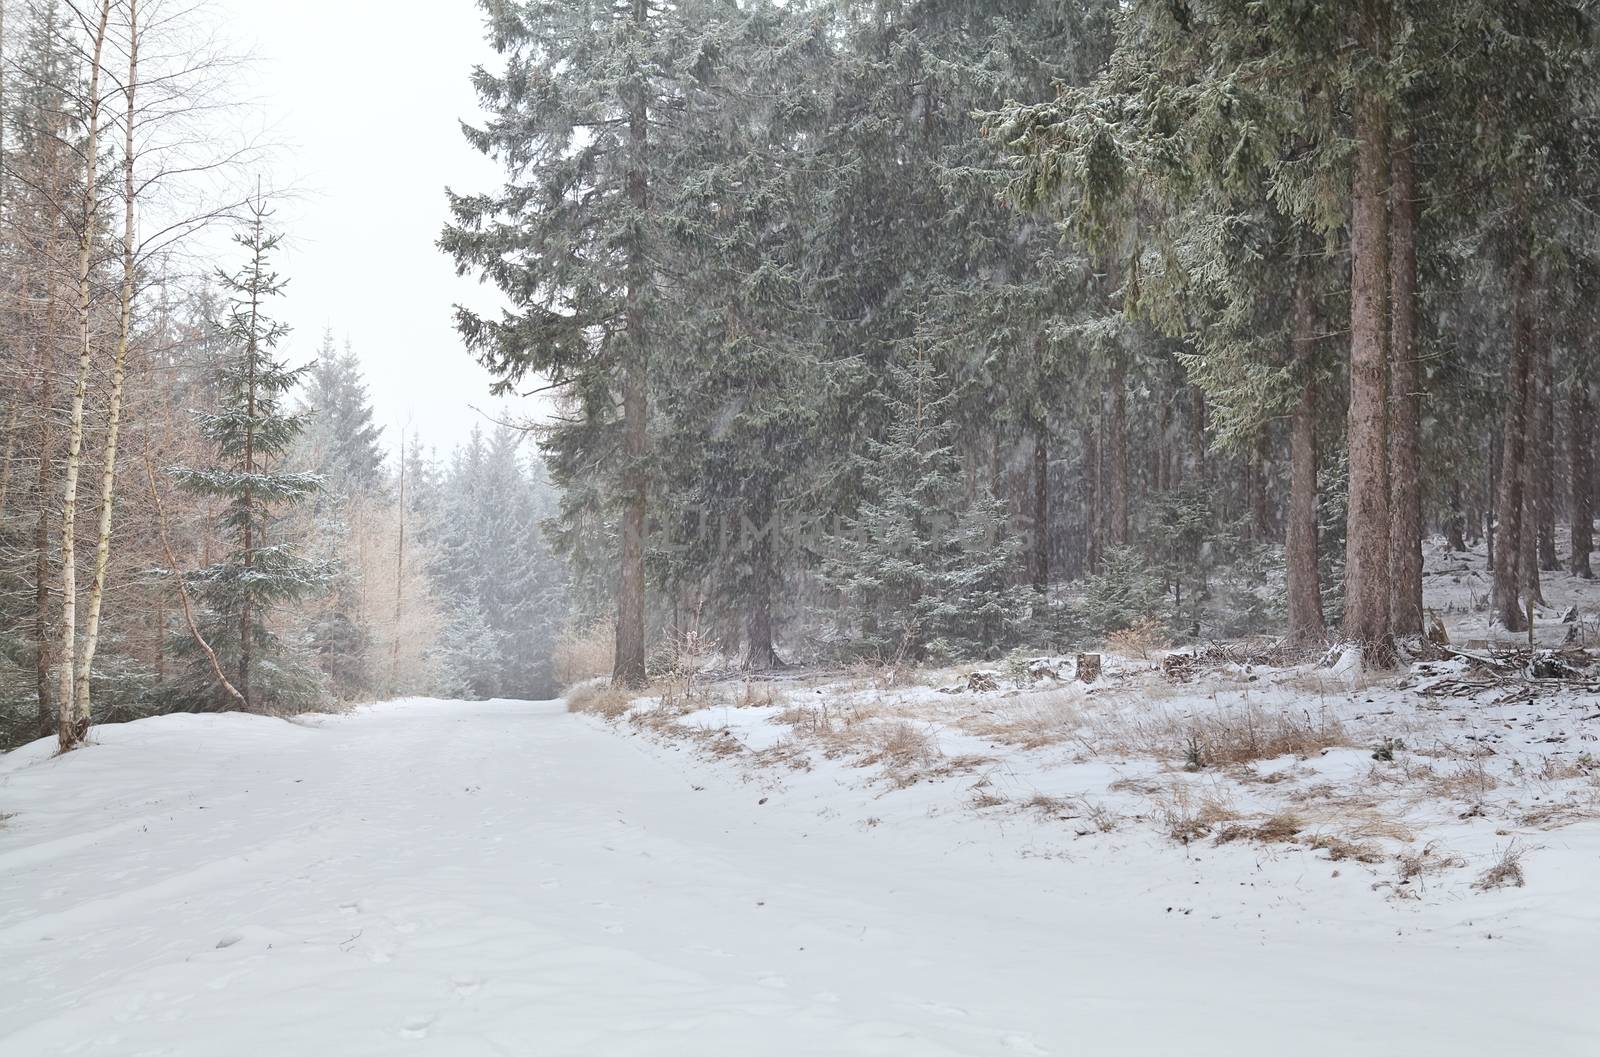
[3,691,1598,1055]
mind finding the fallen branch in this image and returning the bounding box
[144,456,248,709]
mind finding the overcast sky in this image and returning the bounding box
[213,0,529,457]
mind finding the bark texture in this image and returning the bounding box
[1340,6,1393,660]
[1031,416,1048,592]
[56,0,112,751]
[1572,376,1594,578]
[1535,339,1558,571]
[1492,232,1534,631]
[1107,358,1129,547]
[1387,129,1423,636]
[612,0,650,688]
[1286,258,1326,645]
[74,0,137,716]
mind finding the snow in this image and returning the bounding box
[4,696,1599,1055]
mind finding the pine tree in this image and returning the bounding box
[168,199,328,711]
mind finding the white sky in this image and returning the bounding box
[212,0,530,457]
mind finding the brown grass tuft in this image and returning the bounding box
[1106,616,1169,660]
[552,623,615,688]
[1151,783,1239,844]
[1308,833,1383,864]
[565,681,634,720]
[1474,841,1527,891]
[1217,813,1305,845]
[1100,704,1345,770]
[957,691,1084,749]
[862,721,940,769]
[1395,842,1466,885]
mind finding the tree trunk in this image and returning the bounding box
[1250,429,1271,542]
[1341,3,1393,660]
[1522,478,1543,607]
[0,402,17,517]
[1286,256,1326,645]
[1535,338,1558,571]
[1572,377,1594,578]
[1446,479,1467,552]
[33,295,59,733]
[74,0,138,717]
[742,479,780,671]
[1031,414,1048,592]
[1080,422,1099,570]
[1387,127,1423,636]
[56,0,113,751]
[1108,358,1129,547]
[1485,432,1497,569]
[612,0,650,688]
[238,204,267,709]
[1492,227,1534,631]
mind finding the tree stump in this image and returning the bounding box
[1076,653,1101,684]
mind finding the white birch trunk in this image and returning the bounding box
[57,0,113,752]
[75,0,138,716]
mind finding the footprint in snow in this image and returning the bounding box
[452,976,483,997]
[1002,1033,1049,1055]
[757,973,789,989]
[400,1014,435,1040]
[538,879,559,890]
[601,922,625,935]
[918,1001,969,1019]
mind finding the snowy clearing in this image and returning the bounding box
[3,695,1598,1056]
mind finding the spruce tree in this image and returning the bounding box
[299,331,386,499]
[442,0,721,686]
[168,199,328,711]
[653,0,832,669]
[826,349,1020,663]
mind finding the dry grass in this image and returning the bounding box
[1106,616,1169,660]
[565,681,634,720]
[1473,841,1527,890]
[971,789,1008,809]
[1216,813,1305,845]
[1150,782,1239,844]
[861,721,941,769]
[1425,758,1498,803]
[1395,842,1466,885]
[956,690,1084,749]
[1023,793,1119,832]
[732,681,787,710]
[1307,833,1383,863]
[552,623,615,689]
[1103,703,1345,770]
[1538,752,1599,782]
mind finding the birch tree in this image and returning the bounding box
[73,0,136,720]
[55,0,111,752]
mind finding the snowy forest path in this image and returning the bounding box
[0,699,1593,1056]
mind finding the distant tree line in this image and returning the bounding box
[0,0,566,750]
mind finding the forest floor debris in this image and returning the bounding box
[586,542,1600,906]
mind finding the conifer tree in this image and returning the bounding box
[299,331,386,499]
[653,0,832,669]
[443,0,720,686]
[168,199,328,711]
[826,348,1020,662]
